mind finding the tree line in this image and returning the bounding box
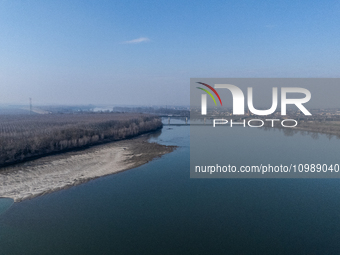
[0,113,163,167]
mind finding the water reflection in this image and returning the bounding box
[262,126,339,140]
[0,197,14,216]
[148,129,162,139]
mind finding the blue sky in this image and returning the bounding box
[0,0,339,106]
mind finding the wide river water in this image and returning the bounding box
[1,119,340,254]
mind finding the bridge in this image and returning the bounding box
[159,116,189,125]
[160,116,212,126]
[160,115,252,126]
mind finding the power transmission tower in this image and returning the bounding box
[29,98,32,115]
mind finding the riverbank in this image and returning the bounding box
[0,113,163,167]
[0,134,176,202]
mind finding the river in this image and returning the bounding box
[1,119,340,254]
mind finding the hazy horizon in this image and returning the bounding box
[1,0,340,106]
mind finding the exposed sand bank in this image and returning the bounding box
[0,134,176,202]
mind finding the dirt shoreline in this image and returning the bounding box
[0,134,176,202]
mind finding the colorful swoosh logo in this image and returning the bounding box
[196,82,223,106]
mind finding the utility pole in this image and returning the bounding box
[29,98,32,115]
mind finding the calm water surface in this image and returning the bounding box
[1,121,340,254]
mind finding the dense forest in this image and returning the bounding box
[113,106,189,116]
[0,113,162,167]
